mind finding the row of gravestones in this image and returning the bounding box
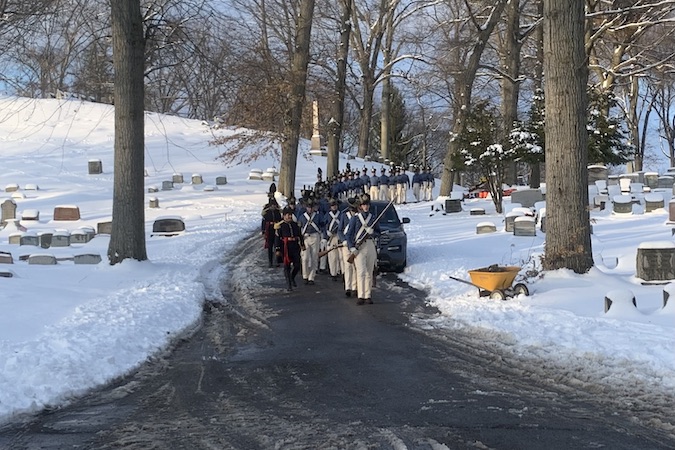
[7,227,95,247]
[0,251,102,267]
[1,201,81,227]
[148,174,228,193]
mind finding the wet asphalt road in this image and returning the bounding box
[0,234,674,449]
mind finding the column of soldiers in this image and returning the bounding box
[261,163,433,301]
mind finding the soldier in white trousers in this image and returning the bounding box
[338,198,359,297]
[346,194,381,305]
[298,200,322,284]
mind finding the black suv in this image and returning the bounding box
[370,200,409,273]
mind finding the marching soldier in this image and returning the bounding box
[378,167,389,201]
[369,168,380,200]
[275,206,305,291]
[423,166,434,201]
[346,193,381,305]
[338,197,359,297]
[398,167,410,204]
[261,197,282,268]
[412,167,422,202]
[388,168,397,203]
[298,198,323,285]
[322,198,343,281]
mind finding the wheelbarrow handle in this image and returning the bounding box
[447,275,481,289]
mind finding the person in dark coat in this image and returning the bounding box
[261,197,282,267]
[275,206,305,291]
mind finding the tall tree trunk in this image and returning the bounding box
[108,0,147,265]
[543,0,593,273]
[530,0,544,188]
[327,0,352,180]
[357,77,375,158]
[279,0,316,197]
[501,0,521,187]
[439,0,509,198]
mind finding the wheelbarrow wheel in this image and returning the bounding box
[513,282,529,296]
[489,289,507,301]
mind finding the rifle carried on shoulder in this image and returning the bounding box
[318,243,343,258]
[346,198,395,264]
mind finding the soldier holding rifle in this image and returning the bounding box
[275,206,305,291]
[346,193,382,305]
[338,197,359,297]
[322,198,343,281]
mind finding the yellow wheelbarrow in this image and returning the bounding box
[449,264,529,300]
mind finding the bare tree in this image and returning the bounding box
[542,0,593,273]
[437,0,509,197]
[278,0,316,197]
[108,0,148,264]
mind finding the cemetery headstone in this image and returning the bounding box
[21,209,39,221]
[511,189,544,208]
[4,183,19,192]
[444,198,462,213]
[172,173,184,184]
[97,221,112,235]
[148,186,159,193]
[0,251,13,264]
[469,208,485,216]
[636,241,675,282]
[53,205,81,221]
[24,184,39,190]
[587,165,608,185]
[658,176,674,189]
[1,199,17,225]
[162,180,174,190]
[215,176,228,185]
[644,172,659,190]
[151,216,185,237]
[476,222,497,234]
[191,173,203,185]
[70,229,89,244]
[74,254,102,265]
[247,169,263,181]
[604,289,637,313]
[88,159,103,174]
[28,254,57,265]
[513,216,536,236]
[505,211,524,232]
[149,197,160,208]
[644,193,664,212]
[51,231,70,247]
[38,231,53,248]
[8,232,21,245]
[612,195,633,214]
[19,232,39,246]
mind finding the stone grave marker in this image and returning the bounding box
[0,251,13,264]
[191,173,203,185]
[53,205,81,221]
[644,193,664,212]
[1,199,17,225]
[203,185,215,192]
[21,209,39,221]
[636,241,675,283]
[612,195,633,214]
[28,254,57,265]
[38,231,53,248]
[587,164,608,185]
[19,232,39,246]
[51,230,70,247]
[151,216,185,237]
[476,222,497,234]
[658,176,674,189]
[24,183,39,191]
[79,226,96,241]
[97,221,112,235]
[513,216,536,236]
[8,232,21,245]
[510,189,544,208]
[162,181,174,191]
[444,198,462,213]
[215,176,227,185]
[505,211,524,232]
[88,159,103,174]
[70,229,89,244]
[172,173,184,184]
[11,192,25,200]
[644,172,659,190]
[149,197,159,208]
[247,168,263,180]
[4,183,19,192]
[604,289,637,313]
[74,254,102,265]
[469,208,485,216]
[147,186,159,193]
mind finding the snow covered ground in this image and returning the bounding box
[0,96,673,425]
